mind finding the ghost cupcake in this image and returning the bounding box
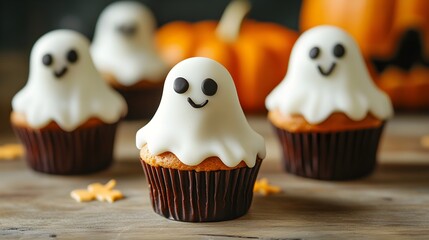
[11,29,127,175]
[136,57,266,222]
[91,1,168,120]
[266,26,393,180]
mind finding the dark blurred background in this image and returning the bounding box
[0,0,302,134]
[0,0,301,51]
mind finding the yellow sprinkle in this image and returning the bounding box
[104,179,117,190]
[71,179,123,203]
[102,190,124,203]
[71,189,95,202]
[87,183,107,192]
[0,144,24,160]
[421,135,429,149]
[254,178,281,196]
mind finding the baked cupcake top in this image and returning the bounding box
[12,29,127,131]
[136,57,266,168]
[91,1,167,86]
[266,25,393,124]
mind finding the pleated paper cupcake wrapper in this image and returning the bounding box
[141,159,262,222]
[12,122,118,175]
[274,124,385,180]
[115,86,162,120]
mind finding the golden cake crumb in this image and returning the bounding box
[0,144,24,160]
[253,178,281,196]
[421,135,429,149]
[71,179,123,203]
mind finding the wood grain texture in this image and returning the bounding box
[1,115,429,239]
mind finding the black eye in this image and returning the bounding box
[67,49,78,63]
[173,77,189,94]
[333,43,345,58]
[201,78,218,96]
[118,24,137,37]
[42,54,53,66]
[309,47,320,59]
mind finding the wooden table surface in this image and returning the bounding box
[1,115,429,240]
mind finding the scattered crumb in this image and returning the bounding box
[0,144,24,160]
[70,189,95,202]
[253,178,281,196]
[71,179,124,203]
[421,135,429,149]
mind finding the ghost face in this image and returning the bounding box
[117,22,138,39]
[173,77,218,109]
[29,30,93,85]
[94,2,156,47]
[288,26,361,81]
[159,57,238,116]
[40,46,79,79]
[309,42,346,77]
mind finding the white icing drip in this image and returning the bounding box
[266,25,393,124]
[12,29,127,131]
[91,1,167,86]
[136,57,266,167]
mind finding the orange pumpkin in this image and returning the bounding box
[300,0,429,111]
[156,1,298,112]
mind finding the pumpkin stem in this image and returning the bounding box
[216,0,251,43]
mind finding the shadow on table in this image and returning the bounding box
[244,162,429,222]
[79,160,144,180]
[246,192,372,222]
[360,162,429,186]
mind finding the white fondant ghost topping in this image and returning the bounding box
[136,57,266,168]
[12,29,127,131]
[266,25,393,124]
[91,1,167,86]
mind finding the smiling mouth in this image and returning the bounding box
[187,97,208,109]
[317,62,336,76]
[54,67,68,78]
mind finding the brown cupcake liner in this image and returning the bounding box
[114,85,162,120]
[12,122,118,175]
[273,124,385,180]
[141,159,262,222]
